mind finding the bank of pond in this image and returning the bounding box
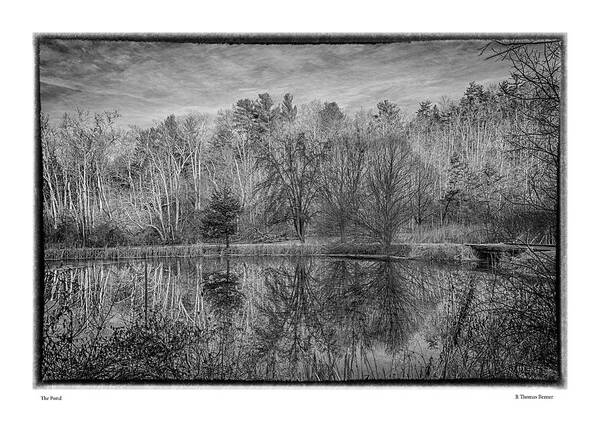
[44,241,556,264]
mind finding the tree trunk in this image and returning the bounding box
[298,217,305,243]
[339,220,346,243]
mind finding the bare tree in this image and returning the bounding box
[213,109,261,228]
[45,110,120,245]
[356,134,414,248]
[181,113,211,211]
[320,127,367,242]
[41,113,64,231]
[410,157,436,226]
[254,98,330,242]
[485,41,560,192]
[128,116,193,243]
[256,129,329,242]
[484,39,561,241]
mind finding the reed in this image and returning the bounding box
[398,224,491,244]
[44,242,326,261]
[45,241,481,262]
[406,243,478,262]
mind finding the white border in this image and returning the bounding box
[2,0,599,419]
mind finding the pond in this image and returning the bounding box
[41,256,559,383]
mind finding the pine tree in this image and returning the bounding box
[281,93,297,122]
[318,101,344,131]
[200,186,242,247]
[441,153,469,224]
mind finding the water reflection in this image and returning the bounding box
[42,256,559,382]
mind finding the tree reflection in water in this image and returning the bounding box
[42,255,558,382]
[250,259,443,379]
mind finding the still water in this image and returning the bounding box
[42,256,559,382]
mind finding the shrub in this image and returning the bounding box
[44,217,80,246]
[87,223,128,247]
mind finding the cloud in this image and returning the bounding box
[39,39,512,127]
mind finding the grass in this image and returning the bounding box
[45,240,481,263]
[397,224,491,244]
[44,242,326,261]
[405,243,478,262]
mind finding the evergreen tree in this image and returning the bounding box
[441,153,470,224]
[281,93,297,122]
[376,99,400,121]
[319,101,345,130]
[201,186,242,247]
[416,100,433,119]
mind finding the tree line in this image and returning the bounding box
[41,41,560,247]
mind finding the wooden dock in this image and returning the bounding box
[466,243,555,260]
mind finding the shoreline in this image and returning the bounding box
[43,242,484,263]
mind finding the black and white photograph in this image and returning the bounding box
[8,0,600,417]
[36,34,564,385]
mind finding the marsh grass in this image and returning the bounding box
[45,243,325,261]
[398,224,491,244]
[46,240,480,263]
[406,244,478,262]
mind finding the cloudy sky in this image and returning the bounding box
[39,39,512,128]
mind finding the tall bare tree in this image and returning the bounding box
[45,110,120,244]
[181,113,211,211]
[128,116,193,242]
[356,134,415,247]
[485,39,561,241]
[254,97,330,242]
[320,126,367,242]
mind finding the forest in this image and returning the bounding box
[41,40,561,249]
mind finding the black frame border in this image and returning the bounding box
[33,32,567,388]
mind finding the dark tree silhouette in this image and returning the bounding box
[201,186,242,247]
[320,130,366,242]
